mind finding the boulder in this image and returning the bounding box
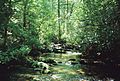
[33,61,50,74]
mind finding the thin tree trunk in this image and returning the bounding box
[23,0,28,28]
[64,0,69,39]
[3,26,7,49]
[3,0,12,49]
[58,0,61,43]
[67,0,69,14]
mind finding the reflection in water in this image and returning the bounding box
[82,64,120,81]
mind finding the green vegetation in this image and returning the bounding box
[0,0,120,81]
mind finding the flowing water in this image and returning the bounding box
[7,53,120,81]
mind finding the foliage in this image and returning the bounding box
[0,45,30,64]
[81,0,118,50]
[0,0,120,64]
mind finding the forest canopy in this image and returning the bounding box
[0,0,120,64]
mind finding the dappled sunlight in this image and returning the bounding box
[76,69,85,75]
[9,53,97,81]
[0,0,120,81]
[7,54,114,81]
[52,65,77,74]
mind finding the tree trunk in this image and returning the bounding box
[3,0,12,50]
[3,27,7,49]
[23,0,28,28]
[58,0,61,43]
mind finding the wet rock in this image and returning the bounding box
[68,59,76,61]
[71,62,78,65]
[28,44,42,57]
[43,59,57,65]
[33,62,50,74]
[65,61,78,65]
[58,62,62,64]
[67,59,78,65]
[79,59,88,64]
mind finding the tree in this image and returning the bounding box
[58,0,61,43]
[0,0,13,50]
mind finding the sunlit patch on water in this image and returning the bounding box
[51,75,61,79]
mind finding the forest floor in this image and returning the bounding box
[9,53,116,81]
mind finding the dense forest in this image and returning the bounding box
[1,0,120,81]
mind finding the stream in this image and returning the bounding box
[6,53,120,81]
